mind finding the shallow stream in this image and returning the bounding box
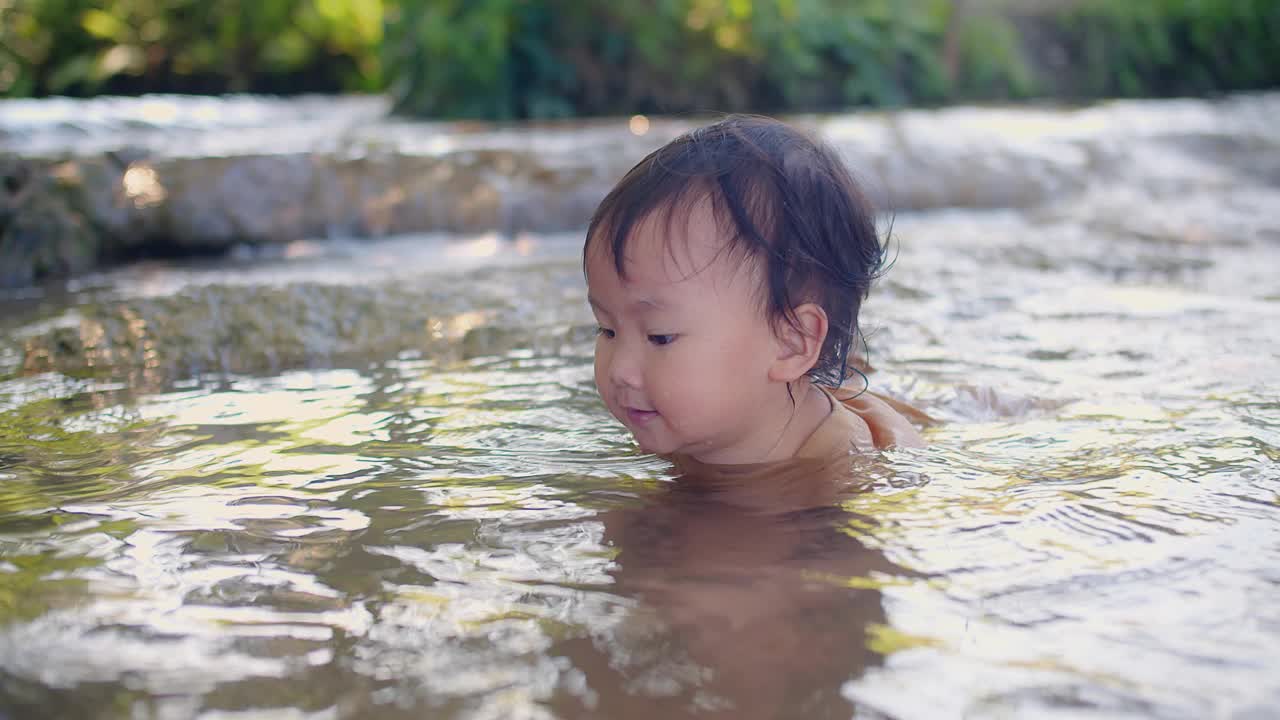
[1,94,1278,719]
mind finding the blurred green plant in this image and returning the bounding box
[0,0,383,96]
[383,0,1278,116]
[2,0,1277,115]
[383,0,972,118]
[1050,0,1280,98]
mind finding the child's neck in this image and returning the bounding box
[757,378,832,464]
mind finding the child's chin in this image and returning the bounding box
[632,434,675,456]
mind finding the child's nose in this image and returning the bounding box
[608,349,642,390]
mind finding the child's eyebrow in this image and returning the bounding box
[587,295,665,312]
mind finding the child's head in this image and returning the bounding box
[584,115,884,464]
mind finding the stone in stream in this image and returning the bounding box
[2,93,1278,288]
[1,146,614,287]
[1,155,100,287]
[6,263,591,385]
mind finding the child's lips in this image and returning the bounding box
[625,407,659,425]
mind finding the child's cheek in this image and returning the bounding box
[651,358,687,414]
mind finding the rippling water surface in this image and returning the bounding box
[1,95,1278,720]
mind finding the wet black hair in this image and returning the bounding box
[583,115,885,388]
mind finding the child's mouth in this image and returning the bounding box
[625,407,659,425]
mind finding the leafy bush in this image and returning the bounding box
[382,0,1280,118]
[1,0,383,97]
[1050,0,1280,98]
[2,0,1277,117]
[383,0,965,118]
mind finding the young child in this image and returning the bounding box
[584,115,924,466]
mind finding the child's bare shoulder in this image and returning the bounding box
[828,387,931,449]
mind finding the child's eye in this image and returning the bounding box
[648,334,676,346]
[595,326,616,339]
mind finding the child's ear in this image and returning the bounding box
[768,303,828,383]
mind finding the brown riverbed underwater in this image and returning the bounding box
[1,94,1278,719]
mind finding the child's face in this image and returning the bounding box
[585,202,790,464]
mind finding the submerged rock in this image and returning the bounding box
[7,261,592,386]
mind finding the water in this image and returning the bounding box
[1,95,1279,719]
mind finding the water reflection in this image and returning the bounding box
[553,454,910,720]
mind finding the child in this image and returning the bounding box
[584,115,924,466]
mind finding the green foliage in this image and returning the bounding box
[381,0,1280,118]
[384,0,965,118]
[1053,0,1280,98]
[0,0,383,97]
[2,0,1278,115]
[952,9,1037,100]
